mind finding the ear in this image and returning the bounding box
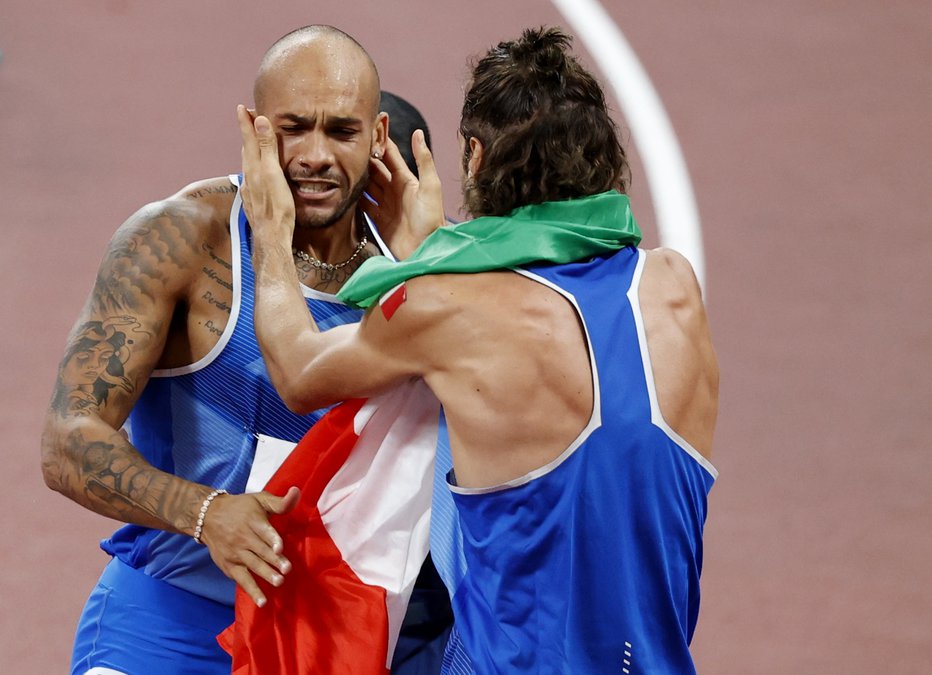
[371,112,389,159]
[467,137,484,179]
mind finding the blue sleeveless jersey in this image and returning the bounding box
[102,177,367,605]
[436,247,717,674]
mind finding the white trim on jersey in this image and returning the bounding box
[363,209,397,262]
[150,176,244,378]
[448,267,603,495]
[627,249,718,479]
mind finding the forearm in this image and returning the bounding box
[41,414,211,535]
[252,234,328,409]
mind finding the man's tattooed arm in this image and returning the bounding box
[40,426,203,532]
[40,198,217,533]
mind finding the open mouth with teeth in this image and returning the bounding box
[292,180,341,202]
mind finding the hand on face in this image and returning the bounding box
[237,104,296,244]
[363,130,445,259]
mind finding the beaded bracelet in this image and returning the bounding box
[193,488,228,544]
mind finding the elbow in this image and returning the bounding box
[41,463,63,493]
[39,427,65,494]
[277,383,321,416]
[268,362,333,416]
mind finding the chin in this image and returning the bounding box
[294,204,342,230]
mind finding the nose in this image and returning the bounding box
[293,131,335,172]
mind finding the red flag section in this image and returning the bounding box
[219,381,440,674]
[379,282,407,321]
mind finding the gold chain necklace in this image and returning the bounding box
[292,235,368,271]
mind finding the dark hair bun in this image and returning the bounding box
[509,27,572,78]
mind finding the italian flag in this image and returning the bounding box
[218,380,440,673]
[219,191,641,671]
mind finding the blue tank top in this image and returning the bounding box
[102,177,369,604]
[438,247,717,674]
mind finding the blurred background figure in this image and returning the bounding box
[381,90,433,177]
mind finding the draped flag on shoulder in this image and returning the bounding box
[337,190,641,309]
[218,379,441,674]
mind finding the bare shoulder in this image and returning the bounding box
[639,248,719,459]
[642,247,703,305]
[96,177,235,310]
[171,176,239,209]
[357,274,463,348]
[639,248,711,343]
[43,179,229,424]
[163,176,238,252]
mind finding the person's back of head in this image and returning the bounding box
[459,27,630,217]
[380,91,432,177]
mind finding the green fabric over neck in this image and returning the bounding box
[337,190,642,309]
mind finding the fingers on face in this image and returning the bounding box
[413,130,439,186]
[368,155,392,185]
[238,106,280,187]
[380,137,412,178]
[237,105,260,165]
[254,115,275,146]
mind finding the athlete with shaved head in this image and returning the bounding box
[42,25,446,673]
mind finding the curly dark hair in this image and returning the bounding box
[460,27,630,217]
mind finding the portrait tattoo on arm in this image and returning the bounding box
[51,316,150,417]
[50,206,198,420]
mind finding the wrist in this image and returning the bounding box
[192,488,228,544]
[251,236,295,276]
[252,228,292,253]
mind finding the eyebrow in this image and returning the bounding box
[276,113,317,126]
[325,116,363,128]
[275,113,363,128]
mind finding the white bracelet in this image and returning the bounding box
[192,488,228,545]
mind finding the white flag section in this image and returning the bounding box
[245,434,297,494]
[220,378,442,674]
[319,380,441,663]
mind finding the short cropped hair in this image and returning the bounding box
[460,27,630,217]
[255,25,380,116]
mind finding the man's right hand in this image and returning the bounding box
[364,131,446,259]
[237,104,296,248]
[199,486,301,607]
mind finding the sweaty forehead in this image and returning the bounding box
[255,39,379,117]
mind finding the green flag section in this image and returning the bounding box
[338,191,642,309]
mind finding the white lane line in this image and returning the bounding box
[550,0,706,290]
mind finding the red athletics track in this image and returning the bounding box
[2,1,930,672]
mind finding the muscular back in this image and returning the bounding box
[398,248,718,489]
[405,271,592,488]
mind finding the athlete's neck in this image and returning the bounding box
[291,207,366,265]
